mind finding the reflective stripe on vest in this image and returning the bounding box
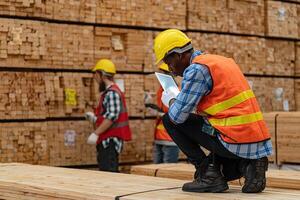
[204,90,255,115]
[209,112,263,126]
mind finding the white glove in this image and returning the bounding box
[85,112,97,123]
[87,132,98,145]
[161,87,180,108]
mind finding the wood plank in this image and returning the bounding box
[0,163,299,200]
[131,163,300,190]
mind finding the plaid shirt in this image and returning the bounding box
[169,50,272,159]
[101,85,123,153]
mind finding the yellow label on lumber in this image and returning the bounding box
[64,88,77,106]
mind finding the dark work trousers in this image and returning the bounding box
[162,113,247,181]
[96,139,119,172]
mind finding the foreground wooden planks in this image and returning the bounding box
[131,163,300,191]
[0,163,299,200]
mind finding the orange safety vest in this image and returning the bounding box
[154,87,173,142]
[95,84,132,144]
[193,54,270,144]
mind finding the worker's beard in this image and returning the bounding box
[98,81,106,92]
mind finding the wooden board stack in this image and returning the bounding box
[0,72,47,120]
[263,112,277,162]
[266,0,299,38]
[96,0,186,29]
[45,72,97,118]
[1,163,299,200]
[0,18,95,70]
[187,0,228,32]
[115,74,145,117]
[94,27,154,72]
[47,120,96,166]
[188,32,296,76]
[131,163,300,190]
[276,112,300,165]
[247,77,295,112]
[187,0,264,35]
[0,122,48,165]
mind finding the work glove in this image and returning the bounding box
[161,87,180,108]
[87,132,98,145]
[84,112,97,123]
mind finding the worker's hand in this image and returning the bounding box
[161,87,179,108]
[85,112,97,123]
[87,132,98,145]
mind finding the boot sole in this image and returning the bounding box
[182,183,229,193]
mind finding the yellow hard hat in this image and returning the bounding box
[159,63,170,72]
[154,29,191,64]
[92,59,116,74]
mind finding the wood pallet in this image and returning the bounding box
[0,163,299,200]
[131,163,300,191]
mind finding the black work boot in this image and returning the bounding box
[241,157,268,193]
[182,164,229,193]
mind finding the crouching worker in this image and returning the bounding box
[85,59,132,172]
[153,29,272,193]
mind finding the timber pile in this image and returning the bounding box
[0,18,95,70]
[0,72,47,119]
[131,163,300,191]
[47,120,96,166]
[94,27,154,72]
[296,79,300,111]
[247,77,295,112]
[188,33,296,76]
[45,72,97,118]
[0,122,48,165]
[296,42,300,76]
[276,112,300,165]
[1,163,299,200]
[266,0,299,38]
[263,112,277,162]
[187,0,265,35]
[96,0,186,29]
[115,74,145,117]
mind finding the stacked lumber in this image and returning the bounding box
[247,77,295,112]
[144,74,161,117]
[266,0,299,38]
[131,163,300,190]
[96,0,186,29]
[0,18,48,67]
[0,0,95,23]
[120,120,156,163]
[276,112,300,164]
[296,42,300,76]
[0,122,48,165]
[94,27,154,72]
[187,0,264,35]
[47,120,96,166]
[45,72,97,118]
[0,72,47,119]
[0,18,95,70]
[188,32,296,76]
[115,74,145,117]
[1,163,299,200]
[187,0,228,32]
[263,112,277,162]
[227,0,265,35]
[265,39,295,76]
[296,79,300,110]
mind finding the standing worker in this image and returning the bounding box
[153,63,179,164]
[153,29,272,193]
[85,59,132,172]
